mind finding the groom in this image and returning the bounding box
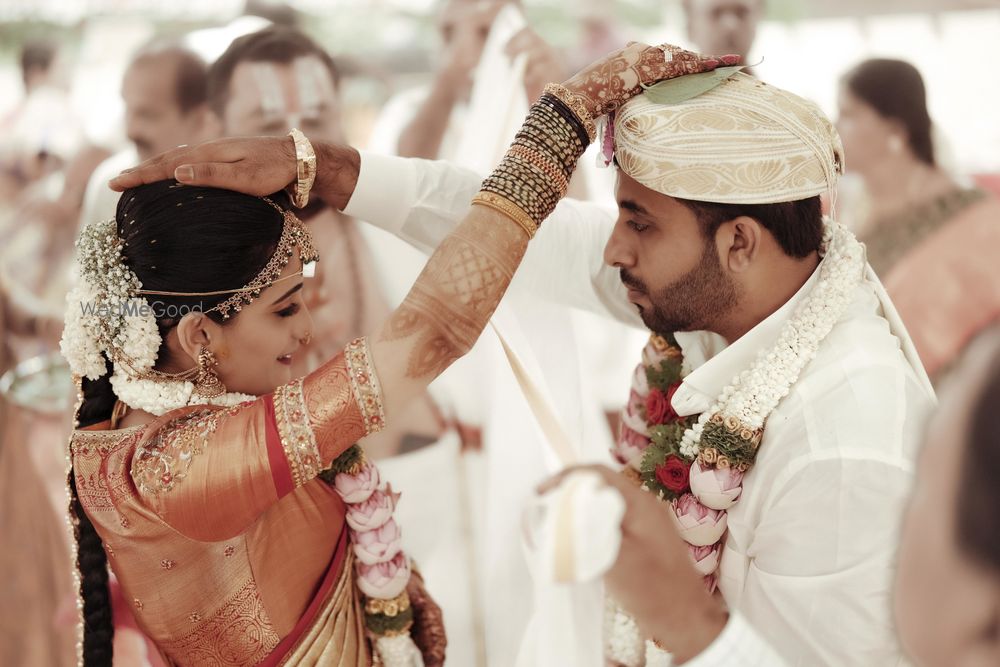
[110,71,934,664]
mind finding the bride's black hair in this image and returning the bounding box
[71,180,290,665]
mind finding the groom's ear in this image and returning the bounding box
[720,216,761,274]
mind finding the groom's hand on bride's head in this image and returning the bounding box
[109,135,362,212]
[108,136,297,196]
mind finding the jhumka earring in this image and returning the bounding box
[194,348,226,398]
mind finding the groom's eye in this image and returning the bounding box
[627,220,649,233]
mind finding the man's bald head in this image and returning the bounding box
[122,43,211,160]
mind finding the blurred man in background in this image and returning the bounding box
[122,44,214,163]
[0,39,85,205]
[80,41,215,227]
[206,25,487,664]
[372,0,565,161]
[684,0,763,64]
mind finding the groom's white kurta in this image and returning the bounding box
[345,152,935,666]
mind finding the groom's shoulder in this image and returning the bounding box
[803,278,930,393]
[776,308,931,451]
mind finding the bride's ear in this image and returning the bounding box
[174,311,220,362]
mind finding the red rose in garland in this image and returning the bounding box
[645,383,682,424]
[655,455,691,495]
[663,383,681,421]
[645,388,668,424]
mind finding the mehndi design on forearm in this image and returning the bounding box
[380,216,527,378]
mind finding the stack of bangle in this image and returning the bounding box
[473,88,593,237]
[542,83,597,144]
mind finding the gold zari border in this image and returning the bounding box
[344,337,387,436]
[274,378,322,488]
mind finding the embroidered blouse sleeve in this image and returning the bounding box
[131,337,385,541]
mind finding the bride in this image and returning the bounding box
[63,43,727,666]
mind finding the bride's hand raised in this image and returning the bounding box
[560,42,740,120]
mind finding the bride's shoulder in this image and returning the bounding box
[130,406,227,491]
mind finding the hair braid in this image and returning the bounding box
[69,473,114,666]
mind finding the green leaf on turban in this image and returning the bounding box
[642,65,747,105]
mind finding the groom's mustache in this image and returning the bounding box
[620,269,647,293]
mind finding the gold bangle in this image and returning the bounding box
[471,192,537,239]
[543,83,597,143]
[508,146,569,197]
[365,590,411,617]
[287,128,316,208]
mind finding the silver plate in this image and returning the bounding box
[0,352,74,414]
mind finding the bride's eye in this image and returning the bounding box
[276,303,300,318]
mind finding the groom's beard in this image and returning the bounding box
[621,241,740,336]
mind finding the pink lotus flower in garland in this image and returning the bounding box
[346,486,399,532]
[334,460,380,503]
[688,543,722,576]
[358,551,411,599]
[614,423,650,469]
[632,361,651,396]
[621,388,650,436]
[324,444,422,665]
[671,492,728,547]
[354,518,404,566]
[689,460,744,510]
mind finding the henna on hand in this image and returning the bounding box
[563,43,739,118]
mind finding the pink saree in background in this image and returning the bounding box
[881,194,1000,378]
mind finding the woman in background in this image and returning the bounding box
[837,58,1000,379]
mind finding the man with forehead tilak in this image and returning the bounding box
[327,71,937,665]
[208,27,444,460]
[114,69,936,664]
[206,26,488,663]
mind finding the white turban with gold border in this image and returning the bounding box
[613,72,845,204]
